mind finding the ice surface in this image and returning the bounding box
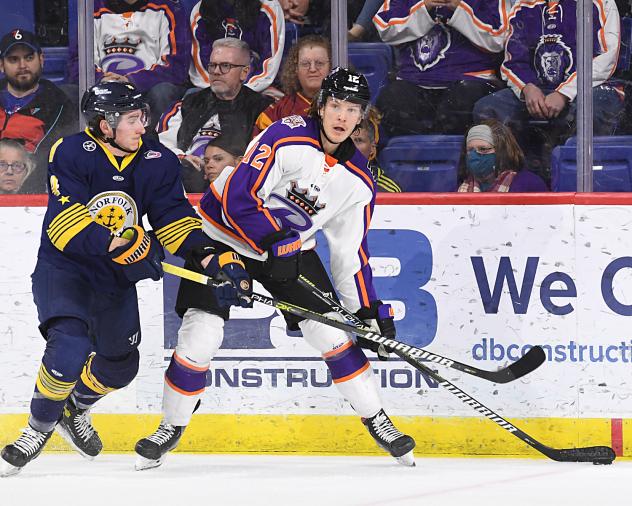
[1,454,627,506]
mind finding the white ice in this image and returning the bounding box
[1,454,628,506]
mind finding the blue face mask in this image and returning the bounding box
[466,150,496,179]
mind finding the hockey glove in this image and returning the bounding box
[355,301,396,361]
[261,229,302,281]
[204,251,253,309]
[109,225,164,282]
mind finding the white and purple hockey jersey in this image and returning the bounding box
[189,0,285,92]
[373,0,510,88]
[501,0,620,101]
[93,0,191,92]
[198,115,379,312]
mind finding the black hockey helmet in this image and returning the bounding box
[81,81,149,129]
[317,67,370,114]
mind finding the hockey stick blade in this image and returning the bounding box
[295,275,545,384]
[162,262,543,383]
[394,350,615,465]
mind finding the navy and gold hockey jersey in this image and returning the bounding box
[37,129,204,289]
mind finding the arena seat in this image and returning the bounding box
[551,144,632,191]
[348,42,393,104]
[564,135,632,146]
[378,135,462,191]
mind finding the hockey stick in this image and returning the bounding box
[162,262,542,383]
[295,275,545,383]
[296,275,616,464]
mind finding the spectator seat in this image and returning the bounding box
[378,135,462,191]
[348,42,393,104]
[551,144,632,191]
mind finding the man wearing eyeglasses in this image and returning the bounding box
[158,38,272,191]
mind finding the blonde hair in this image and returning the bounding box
[280,35,331,95]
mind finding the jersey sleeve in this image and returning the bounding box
[146,148,206,257]
[373,0,436,45]
[556,0,619,101]
[500,2,539,97]
[322,189,377,312]
[44,138,113,256]
[447,0,509,53]
[220,128,289,254]
[244,0,285,92]
[189,1,213,88]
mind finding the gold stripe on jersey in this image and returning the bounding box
[155,217,202,254]
[47,203,94,251]
[85,129,142,172]
[35,364,76,401]
[49,137,64,163]
[80,355,116,396]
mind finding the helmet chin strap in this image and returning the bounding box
[104,127,137,154]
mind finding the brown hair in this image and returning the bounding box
[280,35,331,95]
[458,119,525,181]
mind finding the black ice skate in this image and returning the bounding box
[57,398,103,459]
[362,409,416,466]
[1,426,54,477]
[134,421,184,471]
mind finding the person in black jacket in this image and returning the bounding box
[0,29,77,193]
[157,37,271,191]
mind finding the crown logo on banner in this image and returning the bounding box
[287,181,326,216]
[104,36,141,55]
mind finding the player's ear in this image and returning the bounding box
[99,118,112,137]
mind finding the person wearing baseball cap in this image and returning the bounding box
[0,28,76,193]
[0,29,42,58]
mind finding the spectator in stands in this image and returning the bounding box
[253,34,330,135]
[181,134,248,192]
[373,0,509,137]
[68,0,191,129]
[189,0,285,96]
[348,0,383,42]
[0,29,75,193]
[0,139,35,194]
[457,120,547,192]
[158,38,272,180]
[352,113,402,192]
[473,0,622,176]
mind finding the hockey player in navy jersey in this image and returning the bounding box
[135,68,416,470]
[0,81,252,477]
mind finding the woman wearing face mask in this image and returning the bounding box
[458,120,548,192]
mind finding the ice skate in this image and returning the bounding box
[1,426,53,477]
[57,398,103,459]
[362,409,416,466]
[134,421,184,471]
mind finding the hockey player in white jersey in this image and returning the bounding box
[135,67,416,470]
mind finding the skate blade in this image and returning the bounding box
[56,425,97,461]
[0,459,22,477]
[395,450,415,467]
[135,455,165,471]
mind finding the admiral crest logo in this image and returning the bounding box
[144,150,162,159]
[87,191,138,235]
[281,115,307,129]
[83,141,97,152]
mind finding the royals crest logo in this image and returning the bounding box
[411,24,451,72]
[87,191,138,235]
[102,35,144,74]
[534,34,573,87]
[281,115,307,129]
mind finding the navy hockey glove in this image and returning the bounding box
[261,229,302,281]
[109,225,164,282]
[355,301,395,361]
[204,251,253,309]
